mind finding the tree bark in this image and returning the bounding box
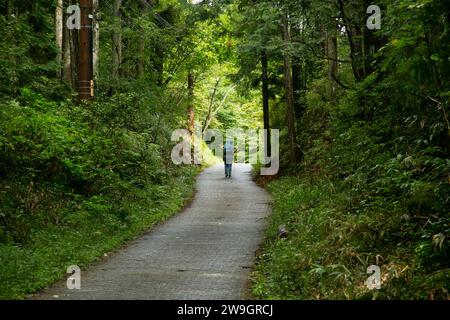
[55,0,64,79]
[261,49,271,160]
[337,0,364,82]
[292,61,304,117]
[202,83,236,136]
[62,0,72,85]
[69,0,79,90]
[187,70,195,135]
[291,21,304,119]
[137,0,150,78]
[92,0,99,81]
[148,0,165,86]
[62,23,72,84]
[202,78,220,136]
[78,0,93,100]
[326,29,338,101]
[112,0,122,87]
[282,11,298,164]
[337,0,384,82]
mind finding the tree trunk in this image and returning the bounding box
[69,0,79,90]
[337,0,384,83]
[338,0,386,120]
[61,0,72,84]
[112,0,122,87]
[326,29,338,101]
[202,83,235,137]
[78,0,93,100]
[261,49,271,160]
[92,0,99,81]
[292,58,305,122]
[282,11,298,164]
[187,70,195,135]
[55,0,64,79]
[291,22,304,119]
[137,0,148,78]
[149,0,165,86]
[202,78,220,136]
[337,0,364,82]
[69,29,79,90]
[62,20,72,84]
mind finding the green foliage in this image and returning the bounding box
[253,171,449,299]
[0,0,224,300]
[249,0,449,300]
[0,88,200,298]
[0,163,198,300]
[0,0,64,99]
[1,0,449,301]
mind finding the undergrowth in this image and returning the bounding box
[0,89,201,299]
[252,79,450,300]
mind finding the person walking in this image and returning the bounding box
[223,140,234,178]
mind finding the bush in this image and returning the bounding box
[0,87,201,299]
[252,80,450,299]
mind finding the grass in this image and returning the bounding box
[0,165,200,299]
[251,176,450,300]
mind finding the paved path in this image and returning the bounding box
[31,164,271,300]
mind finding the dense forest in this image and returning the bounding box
[0,0,449,299]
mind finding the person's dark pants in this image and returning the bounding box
[225,164,232,177]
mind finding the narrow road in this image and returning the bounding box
[31,163,271,300]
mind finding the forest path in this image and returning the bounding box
[31,163,271,300]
